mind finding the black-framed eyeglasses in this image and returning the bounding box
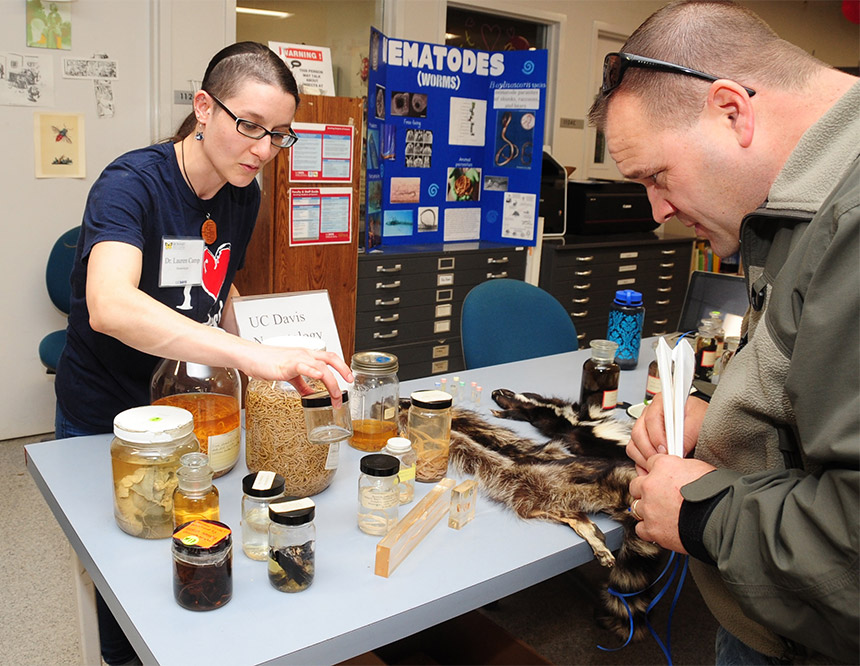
[206,91,299,149]
[602,52,756,98]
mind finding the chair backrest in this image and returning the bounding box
[46,226,80,315]
[460,278,579,369]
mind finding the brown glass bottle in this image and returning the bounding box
[579,340,620,419]
[694,323,719,382]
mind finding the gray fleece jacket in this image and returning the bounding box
[678,80,860,663]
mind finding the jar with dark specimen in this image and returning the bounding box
[172,519,232,611]
[111,405,199,539]
[694,321,720,382]
[349,352,400,452]
[579,339,620,419]
[268,498,316,593]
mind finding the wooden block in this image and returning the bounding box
[448,479,477,530]
[375,478,456,577]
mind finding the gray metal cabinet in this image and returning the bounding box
[355,243,527,380]
[539,233,694,347]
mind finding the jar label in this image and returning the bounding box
[383,406,396,420]
[252,470,276,491]
[173,520,230,549]
[360,487,398,509]
[701,350,717,368]
[646,375,662,395]
[602,389,618,410]
[325,442,340,470]
[208,427,240,473]
[398,464,416,482]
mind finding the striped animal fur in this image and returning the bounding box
[436,388,665,640]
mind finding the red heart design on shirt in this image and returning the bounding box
[202,244,231,301]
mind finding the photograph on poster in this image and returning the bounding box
[417,207,439,232]
[446,167,481,202]
[381,124,396,160]
[495,110,535,168]
[366,126,380,169]
[502,192,537,241]
[375,84,386,119]
[391,91,428,118]
[484,175,509,192]
[34,111,85,178]
[383,210,414,237]
[448,97,487,147]
[405,129,432,168]
[390,177,420,204]
[367,179,382,213]
[367,212,382,248]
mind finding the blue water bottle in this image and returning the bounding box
[607,289,645,370]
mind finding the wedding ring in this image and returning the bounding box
[630,498,643,521]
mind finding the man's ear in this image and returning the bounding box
[706,81,755,148]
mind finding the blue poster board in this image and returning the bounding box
[365,28,547,248]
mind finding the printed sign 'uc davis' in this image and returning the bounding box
[365,27,547,248]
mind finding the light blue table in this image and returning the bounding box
[26,343,655,665]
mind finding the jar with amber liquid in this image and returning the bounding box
[150,359,241,478]
[173,452,219,528]
[349,351,400,452]
[579,340,620,419]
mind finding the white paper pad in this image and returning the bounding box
[655,337,695,457]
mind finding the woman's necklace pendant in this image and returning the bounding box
[201,215,217,245]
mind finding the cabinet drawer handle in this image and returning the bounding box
[651,330,668,336]
[374,314,399,323]
[376,263,402,273]
[661,249,677,255]
[658,274,673,280]
[573,283,591,290]
[374,297,401,306]
[374,330,399,339]
[577,332,587,341]
[657,286,672,293]
[656,299,670,306]
[572,296,590,304]
[487,271,508,279]
[570,311,588,318]
[659,262,675,269]
[487,256,509,264]
[653,318,669,325]
[376,280,401,289]
[574,269,592,276]
[575,255,594,262]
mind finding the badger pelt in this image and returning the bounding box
[439,388,664,640]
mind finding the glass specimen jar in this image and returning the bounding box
[578,339,620,418]
[301,390,352,445]
[150,359,241,478]
[357,454,400,536]
[173,452,219,529]
[408,390,453,483]
[381,436,417,505]
[172,519,232,611]
[268,498,316,593]
[349,351,400,452]
[241,471,286,561]
[111,405,199,539]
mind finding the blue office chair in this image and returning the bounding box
[460,278,579,369]
[39,226,80,374]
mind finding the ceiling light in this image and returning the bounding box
[236,7,292,19]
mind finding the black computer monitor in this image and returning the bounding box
[677,271,748,337]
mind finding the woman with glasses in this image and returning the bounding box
[54,43,352,665]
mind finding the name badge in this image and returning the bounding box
[159,237,204,288]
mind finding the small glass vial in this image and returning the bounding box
[173,452,219,528]
[172,519,232,611]
[241,471,286,561]
[644,338,661,403]
[408,390,453,483]
[694,321,720,382]
[579,340,620,419]
[301,390,352,444]
[358,454,400,535]
[268,498,316,593]
[381,436,417,505]
[349,352,400,452]
[702,316,726,356]
[111,405,199,539]
[712,335,740,385]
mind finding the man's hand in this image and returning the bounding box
[626,392,708,472]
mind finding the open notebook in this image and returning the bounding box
[677,270,748,338]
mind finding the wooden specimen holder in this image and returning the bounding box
[374,478,456,578]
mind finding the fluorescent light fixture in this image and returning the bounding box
[236,6,292,18]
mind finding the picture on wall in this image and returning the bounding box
[34,111,85,178]
[26,0,72,50]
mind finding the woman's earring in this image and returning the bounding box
[195,130,204,141]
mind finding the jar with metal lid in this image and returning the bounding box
[349,351,400,452]
[111,405,199,539]
[408,390,453,483]
[357,454,400,535]
[245,336,336,497]
[268,498,316,592]
[150,359,241,478]
[241,471,286,561]
[381,436,417,504]
[172,519,232,611]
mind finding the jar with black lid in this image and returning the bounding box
[268,498,316,592]
[241,471,286,561]
[172,519,232,611]
[357,454,400,535]
[408,390,453,483]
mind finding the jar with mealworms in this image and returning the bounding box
[408,390,453,483]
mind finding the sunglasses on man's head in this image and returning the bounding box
[601,52,756,97]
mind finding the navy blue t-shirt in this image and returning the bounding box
[55,142,259,432]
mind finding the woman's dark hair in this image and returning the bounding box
[169,41,299,142]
